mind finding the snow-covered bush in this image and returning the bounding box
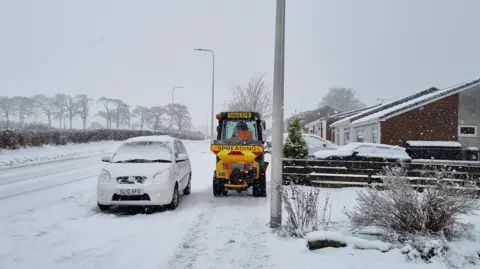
[344,166,480,240]
[283,117,308,159]
[280,182,333,237]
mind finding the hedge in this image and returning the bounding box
[0,129,205,150]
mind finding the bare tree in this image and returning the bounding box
[0,96,16,127]
[226,73,273,118]
[11,96,34,126]
[76,94,93,129]
[95,111,109,127]
[97,96,114,128]
[53,93,68,128]
[165,103,192,132]
[318,87,366,111]
[132,105,151,130]
[148,106,165,131]
[64,95,79,129]
[32,94,55,127]
[111,99,129,129]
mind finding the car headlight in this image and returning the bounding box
[98,169,111,183]
[153,169,170,183]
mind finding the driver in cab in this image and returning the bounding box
[232,121,252,140]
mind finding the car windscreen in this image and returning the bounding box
[110,141,173,163]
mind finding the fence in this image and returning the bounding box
[282,159,480,192]
[405,146,480,161]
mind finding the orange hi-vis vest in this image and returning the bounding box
[237,130,252,140]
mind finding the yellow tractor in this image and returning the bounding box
[210,112,268,197]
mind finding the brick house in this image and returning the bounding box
[330,77,480,149]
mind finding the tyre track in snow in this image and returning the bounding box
[166,193,274,269]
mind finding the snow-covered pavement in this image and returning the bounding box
[0,140,478,269]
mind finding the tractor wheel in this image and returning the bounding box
[213,173,224,197]
[253,175,267,197]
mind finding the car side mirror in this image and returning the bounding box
[177,153,188,161]
[101,155,111,162]
[262,121,266,130]
[323,143,327,147]
[352,151,359,157]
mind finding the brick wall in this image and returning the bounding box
[380,94,459,146]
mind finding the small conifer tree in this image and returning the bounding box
[283,117,308,159]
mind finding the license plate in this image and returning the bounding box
[227,112,251,119]
[117,189,144,195]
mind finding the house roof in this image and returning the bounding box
[330,105,382,127]
[323,105,380,122]
[332,77,480,128]
[285,105,340,126]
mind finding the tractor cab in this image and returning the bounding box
[210,112,268,197]
[215,112,266,144]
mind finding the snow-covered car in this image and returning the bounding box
[265,133,339,156]
[96,135,191,211]
[313,142,412,162]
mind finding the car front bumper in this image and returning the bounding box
[97,181,174,206]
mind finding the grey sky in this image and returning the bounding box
[1,0,480,130]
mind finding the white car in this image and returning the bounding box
[313,142,412,162]
[96,135,191,211]
[265,133,339,156]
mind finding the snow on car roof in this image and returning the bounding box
[124,135,176,143]
[343,142,405,149]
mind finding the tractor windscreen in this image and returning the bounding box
[221,119,259,141]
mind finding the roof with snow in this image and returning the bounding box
[124,135,176,143]
[332,77,480,127]
[285,105,339,126]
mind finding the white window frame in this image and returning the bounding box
[458,125,477,137]
[356,128,367,143]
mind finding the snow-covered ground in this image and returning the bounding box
[0,141,122,170]
[0,140,478,269]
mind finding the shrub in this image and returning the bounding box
[344,166,480,240]
[0,128,205,149]
[280,182,333,237]
[283,117,308,159]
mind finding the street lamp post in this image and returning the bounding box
[171,86,183,136]
[270,0,286,229]
[171,86,183,107]
[194,48,215,144]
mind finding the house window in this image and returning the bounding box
[459,126,477,137]
[356,128,366,142]
[372,125,379,143]
[344,127,351,143]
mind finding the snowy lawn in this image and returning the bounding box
[273,186,480,269]
[0,141,122,169]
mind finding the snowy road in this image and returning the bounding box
[0,141,277,269]
[2,140,476,269]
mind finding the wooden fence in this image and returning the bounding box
[282,159,480,191]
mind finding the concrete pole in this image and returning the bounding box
[194,48,215,144]
[270,0,286,228]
